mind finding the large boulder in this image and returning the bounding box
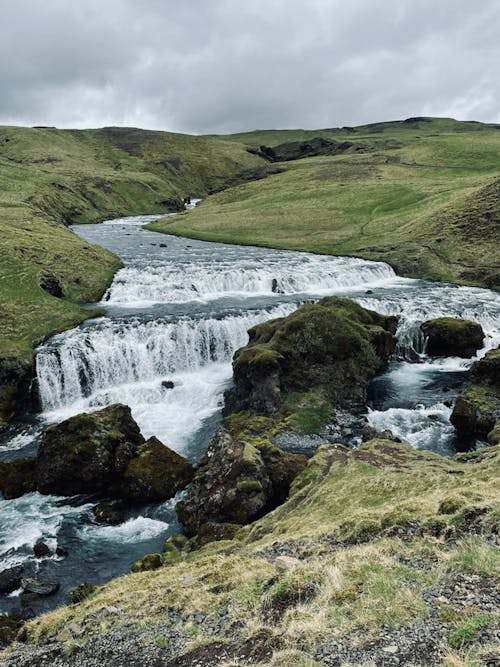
[121,436,194,502]
[177,427,307,538]
[224,297,397,416]
[0,458,36,499]
[0,565,24,595]
[420,318,484,358]
[450,346,500,449]
[36,404,144,495]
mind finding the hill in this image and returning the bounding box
[150,117,500,289]
[0,126,260,427]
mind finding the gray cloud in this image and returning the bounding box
[0,0,499,132]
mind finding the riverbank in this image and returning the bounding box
[147,120,500,290]
[3,439,499,666]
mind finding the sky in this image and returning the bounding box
[1,0,499,134]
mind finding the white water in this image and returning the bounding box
[2,214,500,615]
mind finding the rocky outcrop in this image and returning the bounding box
[224,297,397,416]
[420,318,484,358]
[33,404,192,502]
[450,346,500,449]
[248,137,361,162]
[36,404,144,495]
[0,356,33,431]
[120,436,194,502]
[177,427,306,538]
[0,458,36,499]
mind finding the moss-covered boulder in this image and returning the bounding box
[450,346,500,448]
[36,404,145,495]
[92,499,127,525]
[121,436,194,502]
[420,317,484,358]
[224,297,397,416]
[0,458,36,499]
[132,553,162,573]
[177,427,306,538]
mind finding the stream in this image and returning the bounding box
[1,211,499,616]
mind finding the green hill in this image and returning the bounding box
[150,118,500,289]
[0,126,260,427]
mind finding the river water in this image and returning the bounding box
[1,212,499,615]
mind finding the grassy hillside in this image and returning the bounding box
[150,118,500,289]
[4,440,498,665]
[0,126,260,427]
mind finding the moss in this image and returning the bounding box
[132,553,163,573]
[449,613,494,649]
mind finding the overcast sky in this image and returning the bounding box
[1,0,499,133]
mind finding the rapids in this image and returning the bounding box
[1,211,499,615]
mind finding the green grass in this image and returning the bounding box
[0,125,261,426]
[150,119,500,289]
[8,440,498,664]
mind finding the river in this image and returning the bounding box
[1,211,499,615]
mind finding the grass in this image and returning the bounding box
[0,125,261,426]
[149,119,500,290]
[6,440,498,664]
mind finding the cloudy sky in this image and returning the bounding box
[1,0,498,133]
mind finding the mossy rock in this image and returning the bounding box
[420,317,484,358]
[36,404,145,495]
[472,346,500,386]
[121,436,194,502]
[92,499,127,525]
[132,553,162,573]
[225,297,397,416]
[69,583,97,604]
[0,458,36,499]
[177,427,307,538]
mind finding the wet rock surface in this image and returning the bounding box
[420,317,484,358]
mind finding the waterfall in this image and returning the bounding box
[36,305,296,413]
[103,255,398,306]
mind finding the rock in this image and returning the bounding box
[21,577,59,596]
[224,297,397,416]
[0,613,23,645]
[55,546,69,557]
[159,243,168,248]
[0,565,23,595]
[132,553,162,573]
[248,137,357,162]
[0,356,33,431]
[36,404,145,495]
[382,645,399,654]
[450,390,499,447]
[33,540,51,558]
[177,427,306,537]
[161,380,175,390]
[0,458,36,499]
[420,318,484,358]
[39,274,65,298]
[69,583,97,604]
[92,499,127,525]
[362,425,400,443]
[120,436,194,502]
[472,347,500,385]
[275,556,300,571]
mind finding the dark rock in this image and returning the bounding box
[472,347,500,385]
[177,427,306,537]
[0,613,23,645]
[158,197,185,212]
[161,380,175,390]
[0,356,33,432]
[159,243,168,248]
[39,274,65,298]
[248,137,359,162]
[362,425,401,443]
[33,540,51,558]
[0,565,23,595]
[120,436,194,502]
[92,499,127,525]
[0,458,36,499]
[55,546,68,557]
[20,577,59,596]
[36,404,145,495]
[69,583,96,604]
[420,318,484,357]
[224,297,397,416]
